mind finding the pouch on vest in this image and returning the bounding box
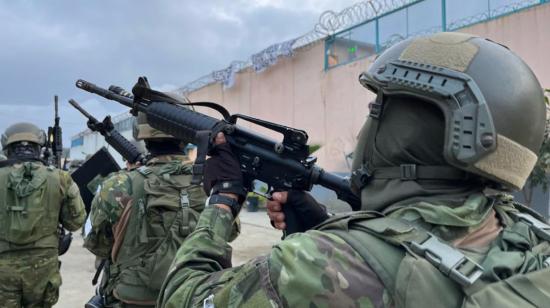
[0,162,61,247]
[112,161,204,305]
[319,197,550,308]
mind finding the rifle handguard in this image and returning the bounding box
[146,102,219,144]
[104,130,143,164]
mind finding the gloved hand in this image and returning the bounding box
[267,190,329,235]
[203,132,247,214]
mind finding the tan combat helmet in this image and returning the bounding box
[133,112,175,140]
[1,122,46,149]
[358,32,546,191]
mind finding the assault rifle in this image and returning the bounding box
[44,96,73,256]
[68,99,146,165]
[76,77,361,232]
[46,95,63,168]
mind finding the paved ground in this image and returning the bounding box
[56,209,281,307]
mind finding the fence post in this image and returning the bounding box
[375,18,380,53]
[441,0,447,31]
[324,37,330,71]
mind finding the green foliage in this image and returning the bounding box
[523,89,550,205]
[309,143,322,155]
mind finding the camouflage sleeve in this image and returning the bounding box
[59,170,86,231]
[158,206,378,308]
[84,172,131,258]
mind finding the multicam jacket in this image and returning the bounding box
[158,205,379,308]
[158,193,550,308]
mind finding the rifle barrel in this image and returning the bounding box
[69,99,97,122]
[54,95,59,117]
[76,79,134,108]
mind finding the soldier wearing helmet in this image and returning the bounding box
[84,112,209,308]
[158,33,550,308]
[0,122,86,307]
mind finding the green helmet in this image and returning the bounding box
[1,122,46,149]
[132,112,175,140]
[357,32,546,191]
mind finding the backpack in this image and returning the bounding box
[317,196,550,308]
[0,162,61,250]
[107,161,205,305]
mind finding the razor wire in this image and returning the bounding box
[376,0,541,53]
[176,0,415,95]
[446,0,540,30]
[295,0,414,48]
[177,0,543,95]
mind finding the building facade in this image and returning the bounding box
[71,0,550,214]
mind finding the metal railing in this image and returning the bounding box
[325,0,547,70]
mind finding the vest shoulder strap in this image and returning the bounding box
[319,213,485,292]
[329,228,404,293]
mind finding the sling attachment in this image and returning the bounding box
[369,91,385,119]
[373,165,468,181]
[408,233,484,287]
[191,130,211,185]
[92,259,107,286]
[509,212,550,242]
[351,165,371,190]
[180,190,191,235]
[351,164,468,190]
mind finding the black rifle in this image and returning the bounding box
[69,99,145,165]
[44,96,73,255]
[76,78,361,233]
[47,95,63,168]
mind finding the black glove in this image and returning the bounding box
[284,190,330,235]
[203,142,246,203]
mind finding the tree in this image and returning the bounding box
[522,89,550,205]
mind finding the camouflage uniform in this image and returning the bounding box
[84,155,207,307]
[158,33,550,308]
[0,163,86,308]
[159,205,380,307]
[159,193,524,308]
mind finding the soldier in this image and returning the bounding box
[0,122,86,308]
[84,113,208,308]
[158,32,550,307]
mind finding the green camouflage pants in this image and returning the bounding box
[0,250,61,308]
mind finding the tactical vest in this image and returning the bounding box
[106,162,202,306]
[0,162,61,252]
[317,195,550,307]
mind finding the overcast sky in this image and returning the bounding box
[0,0,357,145]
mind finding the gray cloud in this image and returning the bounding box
[0,0,356,145]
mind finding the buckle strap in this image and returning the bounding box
[509,212,550,241]
[136,166,152,176]
[407,233,484,286]
[372,165,468,181]
[191,131,211,185]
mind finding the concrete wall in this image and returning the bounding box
[458,3,550,88]
[187,3,550,175]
